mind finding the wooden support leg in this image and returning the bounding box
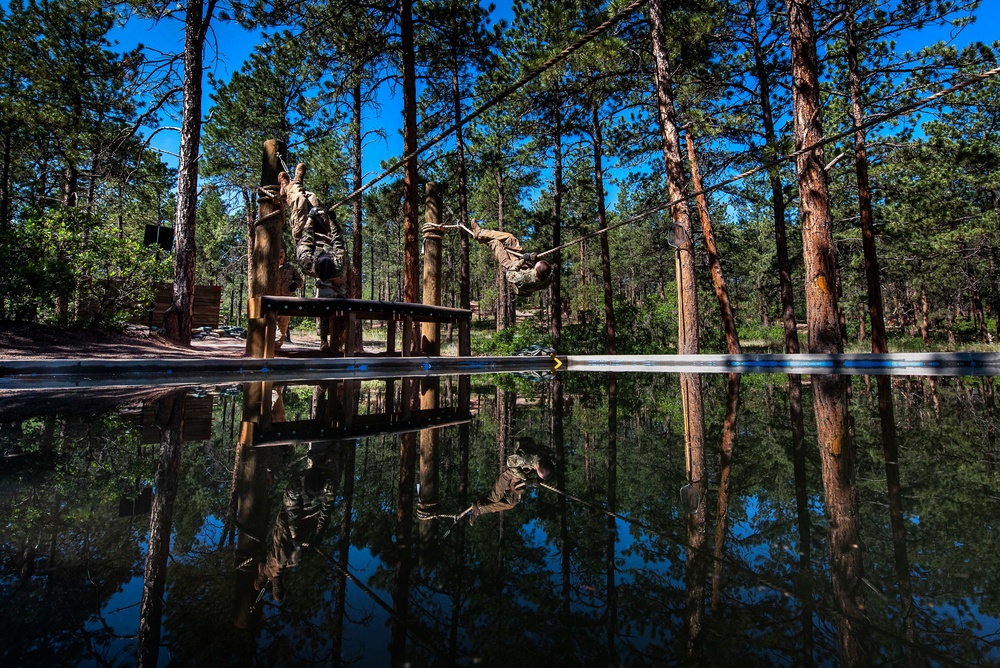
[263,313,277,359]
[247,318,267,358]
[346,313,358,356]
[387,319,397,356]
[402,315,413,357]
[332,316,347,357]
[459,320,470,357]
[326,314,337,355]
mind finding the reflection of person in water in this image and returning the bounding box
[468,437,554,526]
[255,445,342,602]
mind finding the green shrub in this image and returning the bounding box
[0,209,171,326]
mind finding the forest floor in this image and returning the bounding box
[0,322,382,360]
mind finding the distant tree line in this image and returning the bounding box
[0,0,998,354]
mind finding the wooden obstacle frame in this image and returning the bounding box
[246,296,471,359]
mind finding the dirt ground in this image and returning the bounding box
[0,322,335,360]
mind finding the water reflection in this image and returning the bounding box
[1,372,999,666]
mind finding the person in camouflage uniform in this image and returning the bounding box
[279,163,350,351]
[468,437,553,525]
[469,218,554,297]
[275,246,303,349]
[254,446,343,603]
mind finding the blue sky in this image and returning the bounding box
[102,0,1000,202]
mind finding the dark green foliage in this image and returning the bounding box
[0,208,170,324]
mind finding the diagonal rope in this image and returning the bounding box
[325,0,648,212]
[537,64,1000,258]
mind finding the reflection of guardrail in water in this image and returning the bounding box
[0,355,556,390]
[240,407,471,447]
[562,352,1000,376]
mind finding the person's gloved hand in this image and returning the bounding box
[521,251,537,263]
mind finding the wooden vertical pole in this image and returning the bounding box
[422,182,443,356]
[245,139,286,357]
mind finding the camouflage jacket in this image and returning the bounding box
[506,263,555,297]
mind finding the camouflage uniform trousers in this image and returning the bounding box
[276,263,303,348]
[470,219,552,297]
[314,269,349,346]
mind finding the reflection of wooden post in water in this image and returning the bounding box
[877,375,917,663]
[391,379,419,665]
[137,391,186,668]
[553,376,571,617]
[815,374,868,665]
[711,373,741,611]
[789,374,814,666]
[332,437,357,667]
[680,373,707,661]
[606,375,619,662]
[448,375,471,665]
[418,374,440,548]
[233,381,277,631]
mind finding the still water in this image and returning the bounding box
[1,372,998,667]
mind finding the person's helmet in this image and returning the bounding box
[315,252,337,281]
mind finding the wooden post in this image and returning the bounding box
[346,313,358,357]
[387,319,397,356]
[402,315,413,358]
[422,182,444,356]
[246,139,286,357]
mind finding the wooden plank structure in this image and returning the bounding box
[246,296,472,359]
[238,377,471,447]
[135,283,222,329]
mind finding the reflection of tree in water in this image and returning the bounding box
[2,375,1000,665]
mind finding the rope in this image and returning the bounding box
[325,0,648,213]
[537,64,1000,259]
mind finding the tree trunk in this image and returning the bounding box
[920,283,931,347]
[648,0,698,354]
[0,127,11,230]
[787,0,865,663]
[496,170,513,330]
[748,0,799,355]
[137,392,186,668]
[164,0,211,345]
[846,4,888,354]
[349,81,365,350]
[452,64,471,355]
[592,103,616,354]
[400,0,420,354]
[551,100,564,349]
[686,132,740,354]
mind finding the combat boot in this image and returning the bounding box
[293,162,307,187]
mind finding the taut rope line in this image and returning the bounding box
[537,64,1000,259]
[325,0,648,212]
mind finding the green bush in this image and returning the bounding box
[475,320,551,355]
[0,209,171,326]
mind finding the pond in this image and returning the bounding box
[1,372,998,666]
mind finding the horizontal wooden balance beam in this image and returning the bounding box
[247,296,472,359]
[239,407,471,447]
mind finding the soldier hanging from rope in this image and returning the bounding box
[435,218,555,297]
[278,162,350,353]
